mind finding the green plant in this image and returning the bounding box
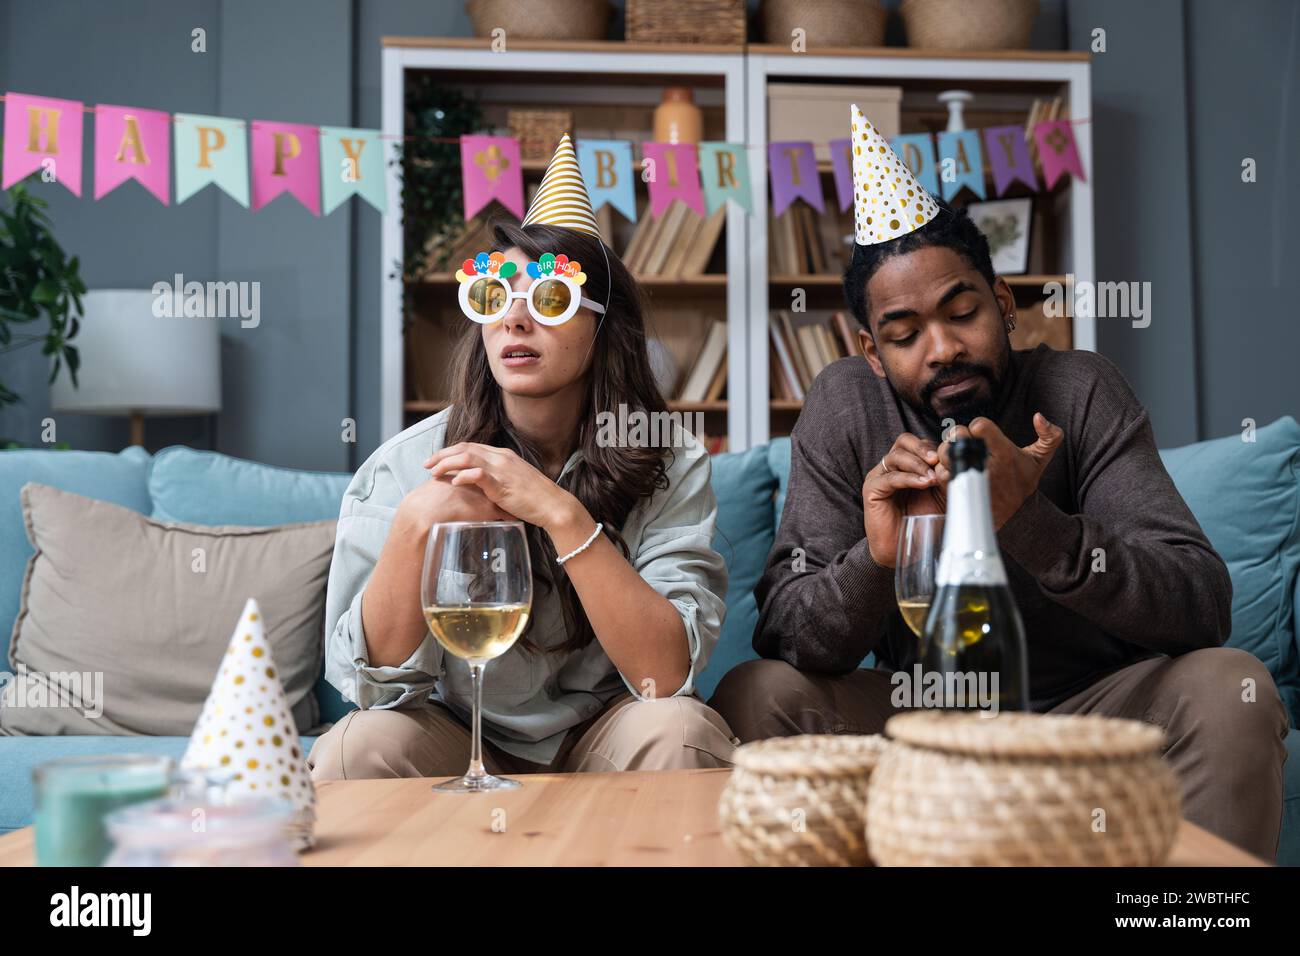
[391,77,485,280]
[0,178,85,408]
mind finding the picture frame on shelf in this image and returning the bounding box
[965,197,1033,275]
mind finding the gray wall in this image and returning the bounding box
[1,0,1293,467]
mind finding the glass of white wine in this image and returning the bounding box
[895,513,945,647]
[421,520,532,793]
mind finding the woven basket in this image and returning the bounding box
[719,734,888,866]
[761,0,887,47]
[507,110,573,161]
[900,0,1038,51]
[466,0,610,41]
[626,0,746,45]
[866,711,1181,866]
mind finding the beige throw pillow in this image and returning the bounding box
[1,483,335,737]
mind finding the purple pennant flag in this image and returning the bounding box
[983,125,1038,195]
[828,137,853,212]
[1032,120,1087,189]
[767,141,824,217]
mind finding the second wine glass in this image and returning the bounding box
[895,513,945,645]
[421,520,533,793]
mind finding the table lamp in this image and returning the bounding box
[49,289,221,447]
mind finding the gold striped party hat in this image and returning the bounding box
[851,103,940,246]
[520,132,602,240]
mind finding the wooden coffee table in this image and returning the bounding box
[0,768,1267,866]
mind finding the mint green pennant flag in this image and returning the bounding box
[174,113,248,207]
[698,142,752,215]
[319,126,386,214]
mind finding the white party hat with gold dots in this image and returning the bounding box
[520,132,603,240]
[851,103,941,246]
[182,598,315,850]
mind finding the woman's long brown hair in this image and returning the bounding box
[445,217,671,654]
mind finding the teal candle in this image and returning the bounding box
[33,755,174,867]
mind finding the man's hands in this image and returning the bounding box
[863,433,948,568]
[941,413,1064,530]
[862,413,1064,567]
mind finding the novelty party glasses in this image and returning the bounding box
[456,251,606,326]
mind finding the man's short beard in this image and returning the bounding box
[892,356,1007,433]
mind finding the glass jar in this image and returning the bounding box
[103,796,300,867]
[33,754,175,867]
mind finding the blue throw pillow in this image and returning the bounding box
[1159,416,1300,725]
[768,437,792,530]
[148,445,355,724]
[700,445,778,700]
[0,447,152,663]
[149,446,352,526]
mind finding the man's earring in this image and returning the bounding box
[1005,311,1016,332]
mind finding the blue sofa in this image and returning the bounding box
[2,417,1297,863]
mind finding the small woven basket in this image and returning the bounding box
[507,110,573,161]
[866,711,1181,866]
[626,0,746,45]
[719,734,888,866]
[466,0,610,41]
[900,0,1038,51]
[761,0,887,48]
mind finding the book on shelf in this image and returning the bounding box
[676,319,727,403]
[768,315,804,401]
[622,201,725,279]
[769,310,865,400]
[768,200,831,276]
[680,206,726,276]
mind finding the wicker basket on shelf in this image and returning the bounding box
[866,711,1181,866]
[719,734,888,866]
[761,0,887,48]
[507,110,573,162]
[466,0,610,41]
[900,0,1039,50]
[626,0,746,45]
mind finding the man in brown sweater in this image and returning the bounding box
[708,195,1291,859]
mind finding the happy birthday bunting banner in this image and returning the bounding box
[828,137,853,211]
[460,134,524,221]
[577,139,635,222]
[174,113,249,206]
[1032,119,1086,190]
[697,142,751,215]
[984,124,1038,194]
[94,104,170,204]
[767,141,823,217]
[641,142,705,218]
[319,126,385,214]
[2,92,84,195]
[937,130,986,201]
[888,133,942,199]
[251,120,321,216]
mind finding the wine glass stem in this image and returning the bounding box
[468,662,486,779]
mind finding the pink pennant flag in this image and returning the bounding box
[251,120,321,215]
[1032,120,1087,190]
[641,142,705,218]
[460,135,524,220]
[94,104,170,204]
[2,92,85,195]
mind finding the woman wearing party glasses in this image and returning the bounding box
[309,135,737,780]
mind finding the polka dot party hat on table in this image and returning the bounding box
[850,102,941,246]
[181,597,315,851]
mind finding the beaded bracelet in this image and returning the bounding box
[556,522,603,565]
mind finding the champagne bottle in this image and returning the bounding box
[919,437,1029,713]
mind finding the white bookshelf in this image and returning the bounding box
[380,39,1095,452]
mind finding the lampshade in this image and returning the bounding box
[50,289,221,416]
